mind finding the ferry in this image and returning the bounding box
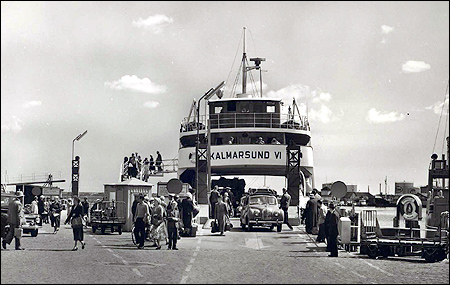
[177,28,314,210]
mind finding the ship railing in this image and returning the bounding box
[180,113,310,133]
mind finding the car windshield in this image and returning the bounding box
[249,196,277,205]
[1,195,14,208]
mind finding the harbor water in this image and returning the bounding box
[339,206,427,229]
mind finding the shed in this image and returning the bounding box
[103,178,154,231]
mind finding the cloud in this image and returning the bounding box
[311,90,331,103]
[265,84,339,124]
[308,104,340,124]
[143,101,160,109]
[425,94,449,115]
[266,83,311,101]
[1,116,24,133]
[105,75,167,94]
[381,25,394,34]
[23,100,42,109]
[132,14,174,34]
[366,108,405,124]
[402,61,431,73]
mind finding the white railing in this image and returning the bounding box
[3,172,62,184]
[180,113,309,133]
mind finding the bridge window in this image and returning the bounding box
[227,101,236,112]
[267,105,275,113]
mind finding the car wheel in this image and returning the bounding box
[118,226,122,235]
[92,226,97,233]
[101,226,106,234]
[423,248,437,263]
[31,229,38,237]
[276,224,282,232]
[367,244,378,259]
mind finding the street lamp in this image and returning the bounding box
[195,81,225,202]
[72,130,88,161]
[71,130,87,196]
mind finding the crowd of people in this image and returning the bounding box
[131,191,198,250]
[301,189,341,257]
[1,191,91,251]
[120,151,163,182]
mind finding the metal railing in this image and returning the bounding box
[3,172,62,184]
[180,113,310,133]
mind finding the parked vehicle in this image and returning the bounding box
[90,201,125,234]
[239,188,284,232]
[1,192,40,237]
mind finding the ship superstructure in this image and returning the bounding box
[177,28,314,206]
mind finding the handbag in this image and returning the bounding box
[211,220,219,233]
[14,227,22,238]
[193,205,200,218]
[71,216,83,228]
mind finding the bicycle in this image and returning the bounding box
[131,224,153,246]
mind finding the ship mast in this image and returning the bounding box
[242,27,247,95]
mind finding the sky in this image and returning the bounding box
[1,1,449,196]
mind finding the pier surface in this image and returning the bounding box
[1,211,448,284]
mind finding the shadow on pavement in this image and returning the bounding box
[25,248,75,252]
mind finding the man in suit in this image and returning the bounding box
[324,202,340,257]
[3,191,25,250]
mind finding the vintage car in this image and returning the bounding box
[240,188,284,232]
[1,192,40,237]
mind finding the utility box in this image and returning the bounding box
[339,217,351,244]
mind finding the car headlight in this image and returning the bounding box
[252,209,260,216]
[274,212,279,217]
[35,217,41,224]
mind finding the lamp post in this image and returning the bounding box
[71,130,87,196]
[72,130,88,161]
[195,81,225,203]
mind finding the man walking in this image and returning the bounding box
[134,194,150,249]
[3,191,25,250]
[280,188,293,230]
[214,195,228,236]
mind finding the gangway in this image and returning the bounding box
[148,158,178,176]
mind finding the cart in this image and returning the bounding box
[359,211,449,263]
[90,201,126,235]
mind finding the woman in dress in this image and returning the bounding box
[150,198,165,250]
[142,158,150,182]
[64,196,85,251]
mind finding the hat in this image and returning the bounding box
[328,202,335,209]
[144,195,150,201]
[186,192,192,200]
[16,191,24,197]
[168,193,175,197]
